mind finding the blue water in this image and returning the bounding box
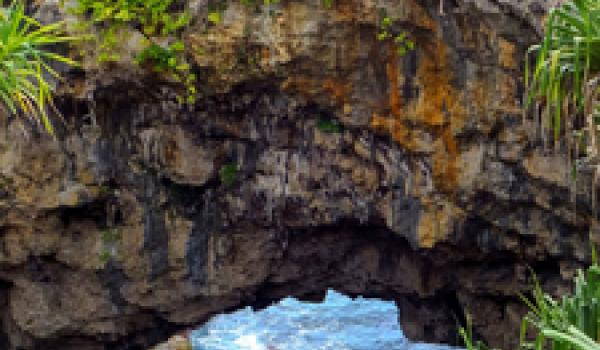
[190,290,460,350]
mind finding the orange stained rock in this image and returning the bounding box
[261,46,271,65]
[370,45,418,152]
[280,75,347,102]
[371,34,464,194]
[335,0,356,20]
[417,202,456,248]
[417,208,439,248]
[371,111,417,151]
[498,38,516,70]
[322,78,351,106]
[387,49,402,118]
[163,138,181,169]
[414,39,465,128]
[432,128,459,194]
[396,0,438,31]
[416,37,464,193]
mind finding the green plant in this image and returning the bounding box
[316,118,342,133]
[519,259,600,350]
[135,42,197,103]
[98,184,111,195]
[219,163,239,186]
[543,326,600,350]
[238,0,280,6]
[99,250,112,263]
[208,10,222,25]
[99,228,120,264]
[377,15,415,57]
[459,315,492,350]
[66,0,196,103]
[207,1,229,25]
[0,1,79,134]
[525,0,600,150]
[101,228,121,244]
[136,43,176,71]
[460,247,600,350]
[69,0,190,39]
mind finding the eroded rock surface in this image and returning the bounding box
[0,0,592,349]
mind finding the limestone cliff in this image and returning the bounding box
[0,0,591,349]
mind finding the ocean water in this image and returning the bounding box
[190,290,460,350]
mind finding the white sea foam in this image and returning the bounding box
[190,290,461,350]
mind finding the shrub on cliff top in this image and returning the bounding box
[66,0,197,104]
[0,1,78,135]
[68,0,191,60]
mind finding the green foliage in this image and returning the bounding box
[208,10,222,25]
[99,250,112,263]
[70,0,190,39]
[67,0,196,104]
[459,315,492,350]
[525,0,600,149]
[98,185,111,195]
[219,163,239,187]
[135,42,197,104]
[519,264,600,350]
[316,118,342,133]
[100,228,121,244]
[207,1,228,25]
[238,0,280,6]
[136,43,177,71]
[0,1,79,135]
[377,15,415,57]
[542,326,600,350]
[322,0,334,8]
[99,228,120,264]
[460,258,600,350]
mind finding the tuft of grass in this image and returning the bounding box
[98,184,111,195]
[0,1,79,135]
[459,315,492,350]
[99,250,112,263]
[316,118,342,133]
[100,229,121,244]
[219,163,239,187]
[322,0,334,8]
[208,11,222,25]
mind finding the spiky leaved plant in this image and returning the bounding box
[459,247,600,350]
[519,262,600,350]
[526,0,600,154]
[0,1,78,135]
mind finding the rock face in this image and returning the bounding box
[0,0,592,349]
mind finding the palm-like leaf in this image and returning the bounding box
[0,1,79,135]
[526,0,600,152]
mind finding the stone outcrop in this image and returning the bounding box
[0,0,592,349]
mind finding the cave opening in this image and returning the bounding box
[139,221,535,350]
[186,289,459,350]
